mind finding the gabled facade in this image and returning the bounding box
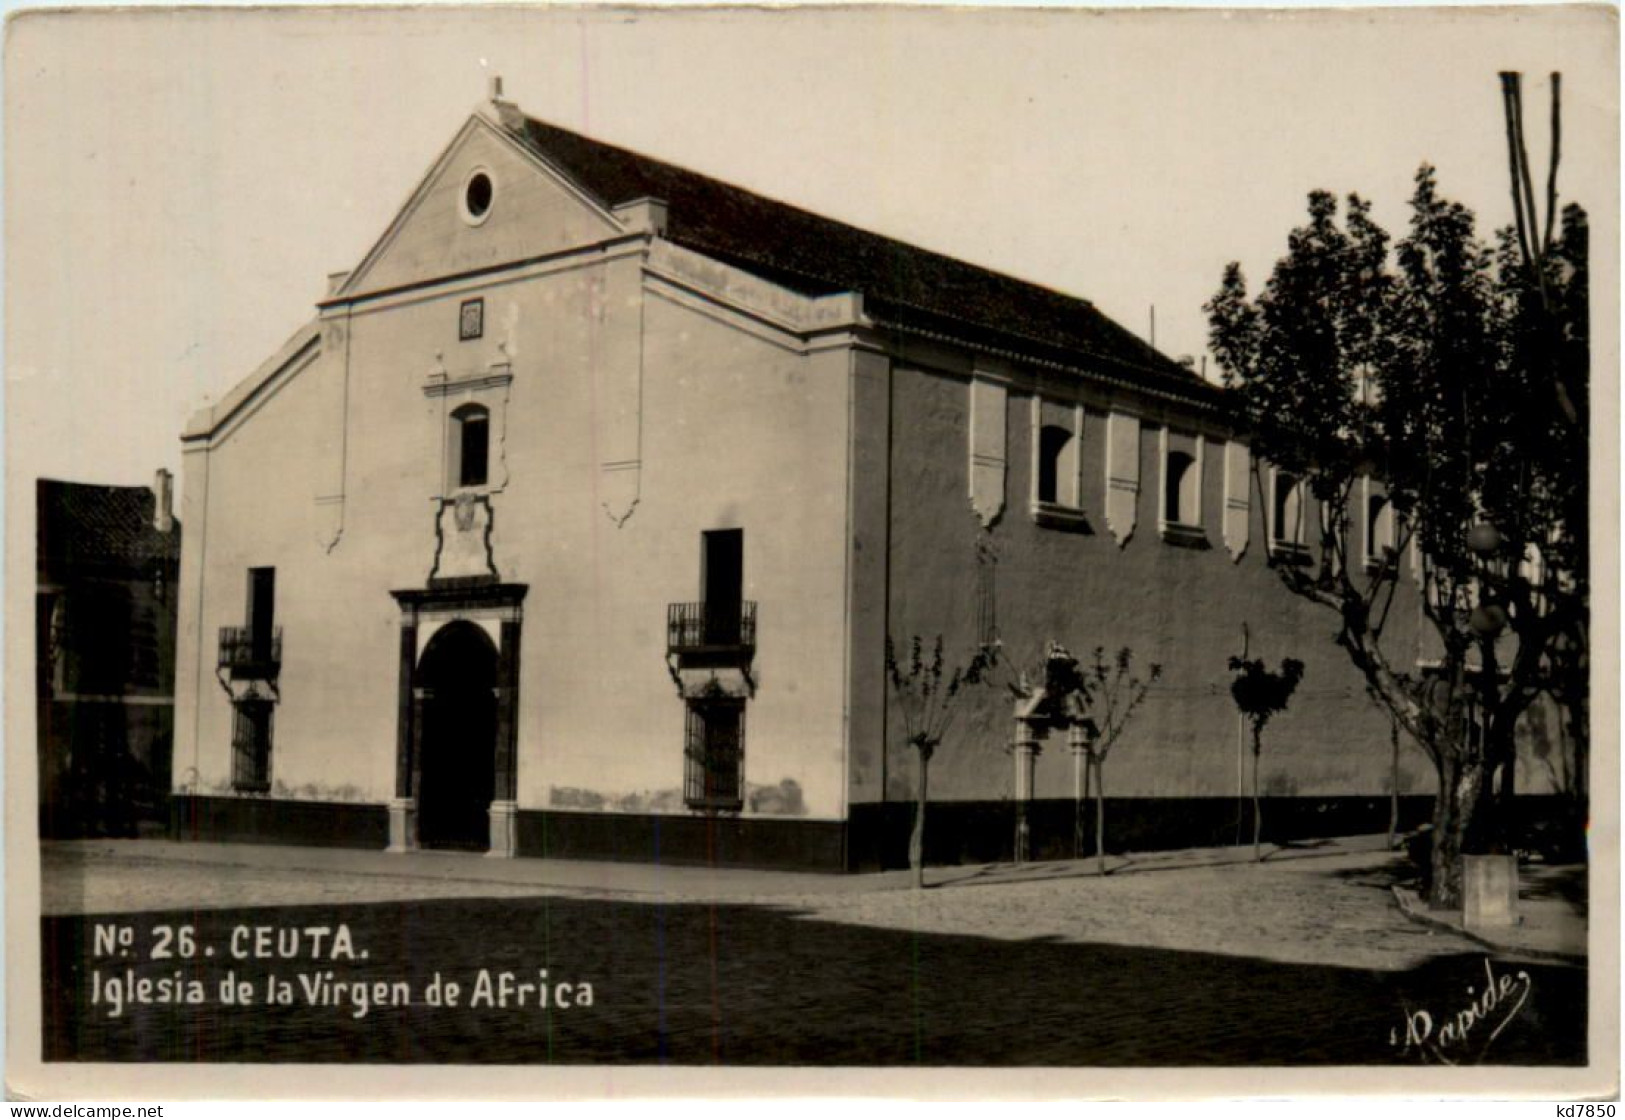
[173,83,1562,869]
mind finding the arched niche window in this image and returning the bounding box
[1036,425,1071,506]
[1365,491,1395,569]
[1272,471,1306,550]
[1164,451,1196,526]
[450,403,490,490]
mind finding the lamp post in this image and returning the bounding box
[1462,519,1519,928]
[1466,519,1510,819]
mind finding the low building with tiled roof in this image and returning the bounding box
[169,80,1442,867]
[37,473,180,837]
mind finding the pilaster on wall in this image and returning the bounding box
[968,362,1009,528]
[1104,409,1140,546]
[312,314,351,553]
[1223,440,1251,561]
[172,443,211,792]
[595,255,645,526]
[845,347,892,808]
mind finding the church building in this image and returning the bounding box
[172,80,1498,870]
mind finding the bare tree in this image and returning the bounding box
[1074,647,1161,875]
[885,634,1000,889]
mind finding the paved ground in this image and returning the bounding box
[38,837,1589,1065]
[42,835,1584,971]
[1393,862,1589,962]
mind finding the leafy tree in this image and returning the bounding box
[885,634,1000,889]
[1205,165,1587,905]
[1227,632,1305,861]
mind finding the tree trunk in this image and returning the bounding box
[1565,689,1589,857]
[1570,688,1589,809]
[1075,748,1089,861]
[1235,711,1246,847]
[1481,714,1518,854]
[1388,719,1400,849]
[1430,756,1487,909]
[1094,756,1107,877]
[1252,726,1264,861]
[909,747,930,890]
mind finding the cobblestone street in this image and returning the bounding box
[39,838,1588,1065]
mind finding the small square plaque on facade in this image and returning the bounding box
[459,297,484,341]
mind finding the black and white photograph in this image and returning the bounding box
[4,3,1617,1100]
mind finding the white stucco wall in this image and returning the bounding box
[172,115,854,823]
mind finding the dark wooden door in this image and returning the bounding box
[416,622,498,851]
[701,529,743,644]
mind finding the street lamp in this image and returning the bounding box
[1462,518,1520,922]
[1470,602,1509,637]
[1468,521,1503,557]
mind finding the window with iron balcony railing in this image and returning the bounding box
[666,601,757,656]
[218,626,283,679]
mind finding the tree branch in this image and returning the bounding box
[1543,72,1562,255]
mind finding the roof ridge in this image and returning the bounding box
[511,111,1194,385]
[514,114,1112,308]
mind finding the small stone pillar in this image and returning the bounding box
[1012,719,1039,863]
[387,798,417,854]
[1067,723,1089,859]
[389,621,418,853]
[1067,724,1088,798]
[1463,853,1519,928]
[487,799,518,858]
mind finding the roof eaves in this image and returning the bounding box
[877,314,1225,413]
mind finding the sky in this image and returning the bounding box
[4,5,1617,497]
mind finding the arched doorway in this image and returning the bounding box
[416,621,498,851]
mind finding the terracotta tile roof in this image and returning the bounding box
[37,479,180,578]
[516,116,1209,397]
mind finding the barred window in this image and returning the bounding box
[232,699,274,793]
[684,700,744,812]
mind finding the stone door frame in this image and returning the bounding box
[389,582,527,856]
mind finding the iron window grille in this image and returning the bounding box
[231,698,274,793]
[684,700,745,812]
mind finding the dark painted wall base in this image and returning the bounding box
[167,793,1581,874]
[846,795,1436,872]
[170,796,388,850]
[166,796,845,871]
[515,809,846,871]
[844,794,1579,872]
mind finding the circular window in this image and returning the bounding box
[461,170,494,225]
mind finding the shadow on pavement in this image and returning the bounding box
[1325,860,1418,892]
[1520,864,1589,916]
[42,894,1586,1066]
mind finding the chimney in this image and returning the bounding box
[153,468,174,534]
[485,73,525,131]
